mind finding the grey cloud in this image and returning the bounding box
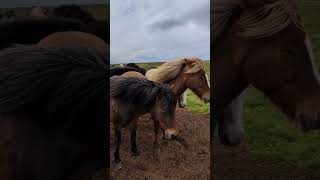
[149,19,186,31]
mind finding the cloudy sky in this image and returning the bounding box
[0,0,108,8]
[110,0,210,64]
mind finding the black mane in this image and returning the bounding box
[125,63,146,75]
[110,66,142,77]
[110,76,176,107]
[0,46,108,123]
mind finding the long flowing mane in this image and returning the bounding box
[148,57,204,83]
[110,76,176,107]
[0,46,108,122]
[212,0,304,42]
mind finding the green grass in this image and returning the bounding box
[244,87,320,171]
[242,1,320,172]
[137,61,210,115]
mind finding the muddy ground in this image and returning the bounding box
[110,108,210,180]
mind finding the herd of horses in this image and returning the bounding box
[110,57,210,170]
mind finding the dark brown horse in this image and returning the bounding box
[212,0,320,145]
[0,46,108,180]
[110,75,177,170]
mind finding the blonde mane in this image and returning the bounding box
[147,57,204,83]
[211,0,304,42]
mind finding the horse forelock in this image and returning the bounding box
[184,57,204,74]
[238,0,304,38]
[212,0,304,40]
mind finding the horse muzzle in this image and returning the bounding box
[218,127,245,146]
[203,96,210,103]
[165,128,178,140]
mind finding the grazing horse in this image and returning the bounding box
[212,0,320,145]
[0,46,108,180]
[110,75,177,170]
[146,57,210,108]
[37,31,109,59]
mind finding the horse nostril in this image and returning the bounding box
[297,112,320,131]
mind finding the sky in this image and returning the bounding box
[110,0,210,64]
[0,0,108,8]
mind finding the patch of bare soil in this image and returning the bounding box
[110,108,210,180]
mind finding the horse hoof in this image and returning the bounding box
[112,161,122,170]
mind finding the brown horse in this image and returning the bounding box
[37,31,109,58]
[146,57,210,108]
[212,0,320,145]
[110,73,177,170]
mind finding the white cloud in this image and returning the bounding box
[111,0,210,64]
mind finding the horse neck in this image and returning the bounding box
[168,70,187,97]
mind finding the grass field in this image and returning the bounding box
[136,61,210,115]
[243,1,320,171]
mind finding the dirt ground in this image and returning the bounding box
[213,140,320,180]
[110,108,210,180]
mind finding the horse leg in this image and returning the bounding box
[213,43,249,145]
[130,119,140,156]
[217,89,246,145]
[178,91,187,108]
[152,119,161,161]
[112,126,122,170]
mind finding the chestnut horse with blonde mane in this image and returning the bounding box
[212,0,320,146]
[146,57,210,108]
